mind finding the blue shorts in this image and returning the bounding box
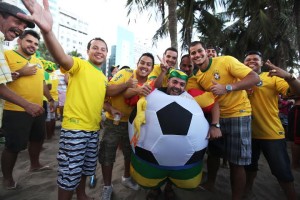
[57,129,99,190]
[244,139,294,182]
[220,116,252,165]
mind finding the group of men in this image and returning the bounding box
[1,1,300,200]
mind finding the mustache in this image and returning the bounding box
[9,27,22,36]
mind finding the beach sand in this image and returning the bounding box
[0,123,299,200]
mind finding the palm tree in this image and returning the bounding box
[126,0,178,49]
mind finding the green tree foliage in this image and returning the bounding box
[68,49,83,58]
[127,0,300,71]
[37,41,55,62]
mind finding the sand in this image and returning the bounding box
[0,123,299,200]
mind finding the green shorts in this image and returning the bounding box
[98,119,131,165]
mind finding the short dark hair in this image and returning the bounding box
[244,50,262,58]
[206,44,216,50]
[87,37,108,51]
[19,29,40,40]
[164,47,178,55]
[110,65,119,73]
[120,66,130,70]
[189,41,206,53]
[137,52,155,68]
[180,54,190,65]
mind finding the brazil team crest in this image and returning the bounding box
[213,70,220,80]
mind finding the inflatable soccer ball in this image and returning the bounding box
[128,89,209,169]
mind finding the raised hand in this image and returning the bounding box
[138,83,152,97]
[210,80,226,95]
[19,0,53,33]
[265,60,291,79]
[126,74,138,88]
[157,55,171,73]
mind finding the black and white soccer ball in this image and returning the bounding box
[128,89,209,169]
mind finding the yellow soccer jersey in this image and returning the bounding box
[62,57,107,131]
[195,56,252,118]
[49,70,59,101]
[249,72,289,139]
[148,64,173,87]
[4,50,44,111]
[106,68,136,122]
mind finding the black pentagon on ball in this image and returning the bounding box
[156,102,192,135]
[129,107,137,124]
[134,146,159,165]
[185,148,207,165]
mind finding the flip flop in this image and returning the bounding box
[29,165,51,172]
[6,182,18,190]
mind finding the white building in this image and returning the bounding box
[57,8,89,58]
[1,0,88,59]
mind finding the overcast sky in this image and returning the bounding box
[59,0,170,57]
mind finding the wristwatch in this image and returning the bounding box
[284,74,297,82]
[225,84,233,93]
[210,123,220,128]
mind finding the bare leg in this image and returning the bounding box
[124,159,130,178]
[278,181,297,200]
[28,140,44,170]
[1,148,18,188]
[102,164,113,186]
[201,155,220,191]
[76,175,93,200]
[230,163,246,200]
[245,171,257,194]
[291,143,300,170]
[58,187,73,200]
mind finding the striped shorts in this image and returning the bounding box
[220,116,252,166]
[57,129,99,190]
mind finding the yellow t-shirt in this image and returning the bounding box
[186,74,215,113]
[49,70,59,101]
[195,56,252,118]
[4,50,44,111]
[43,71,51,101]
[106,68,136,122]
[62,57,107,131]
[249,72,289,139]
[148,64,172,87]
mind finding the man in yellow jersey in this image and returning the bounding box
[19,1,124,199]
[206,44,218,58]
[148,47,178,88]
[244,51,300,200]
[46,66,59,139]
[0,2,43,121]
[180,53,225,191]
[189,41,260,200]
[98,53,154,200]
[1,30,53,189]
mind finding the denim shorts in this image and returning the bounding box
[244,139,294,182]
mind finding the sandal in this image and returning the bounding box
[146,188,162,200]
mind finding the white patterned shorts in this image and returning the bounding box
[57,129,99,190]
